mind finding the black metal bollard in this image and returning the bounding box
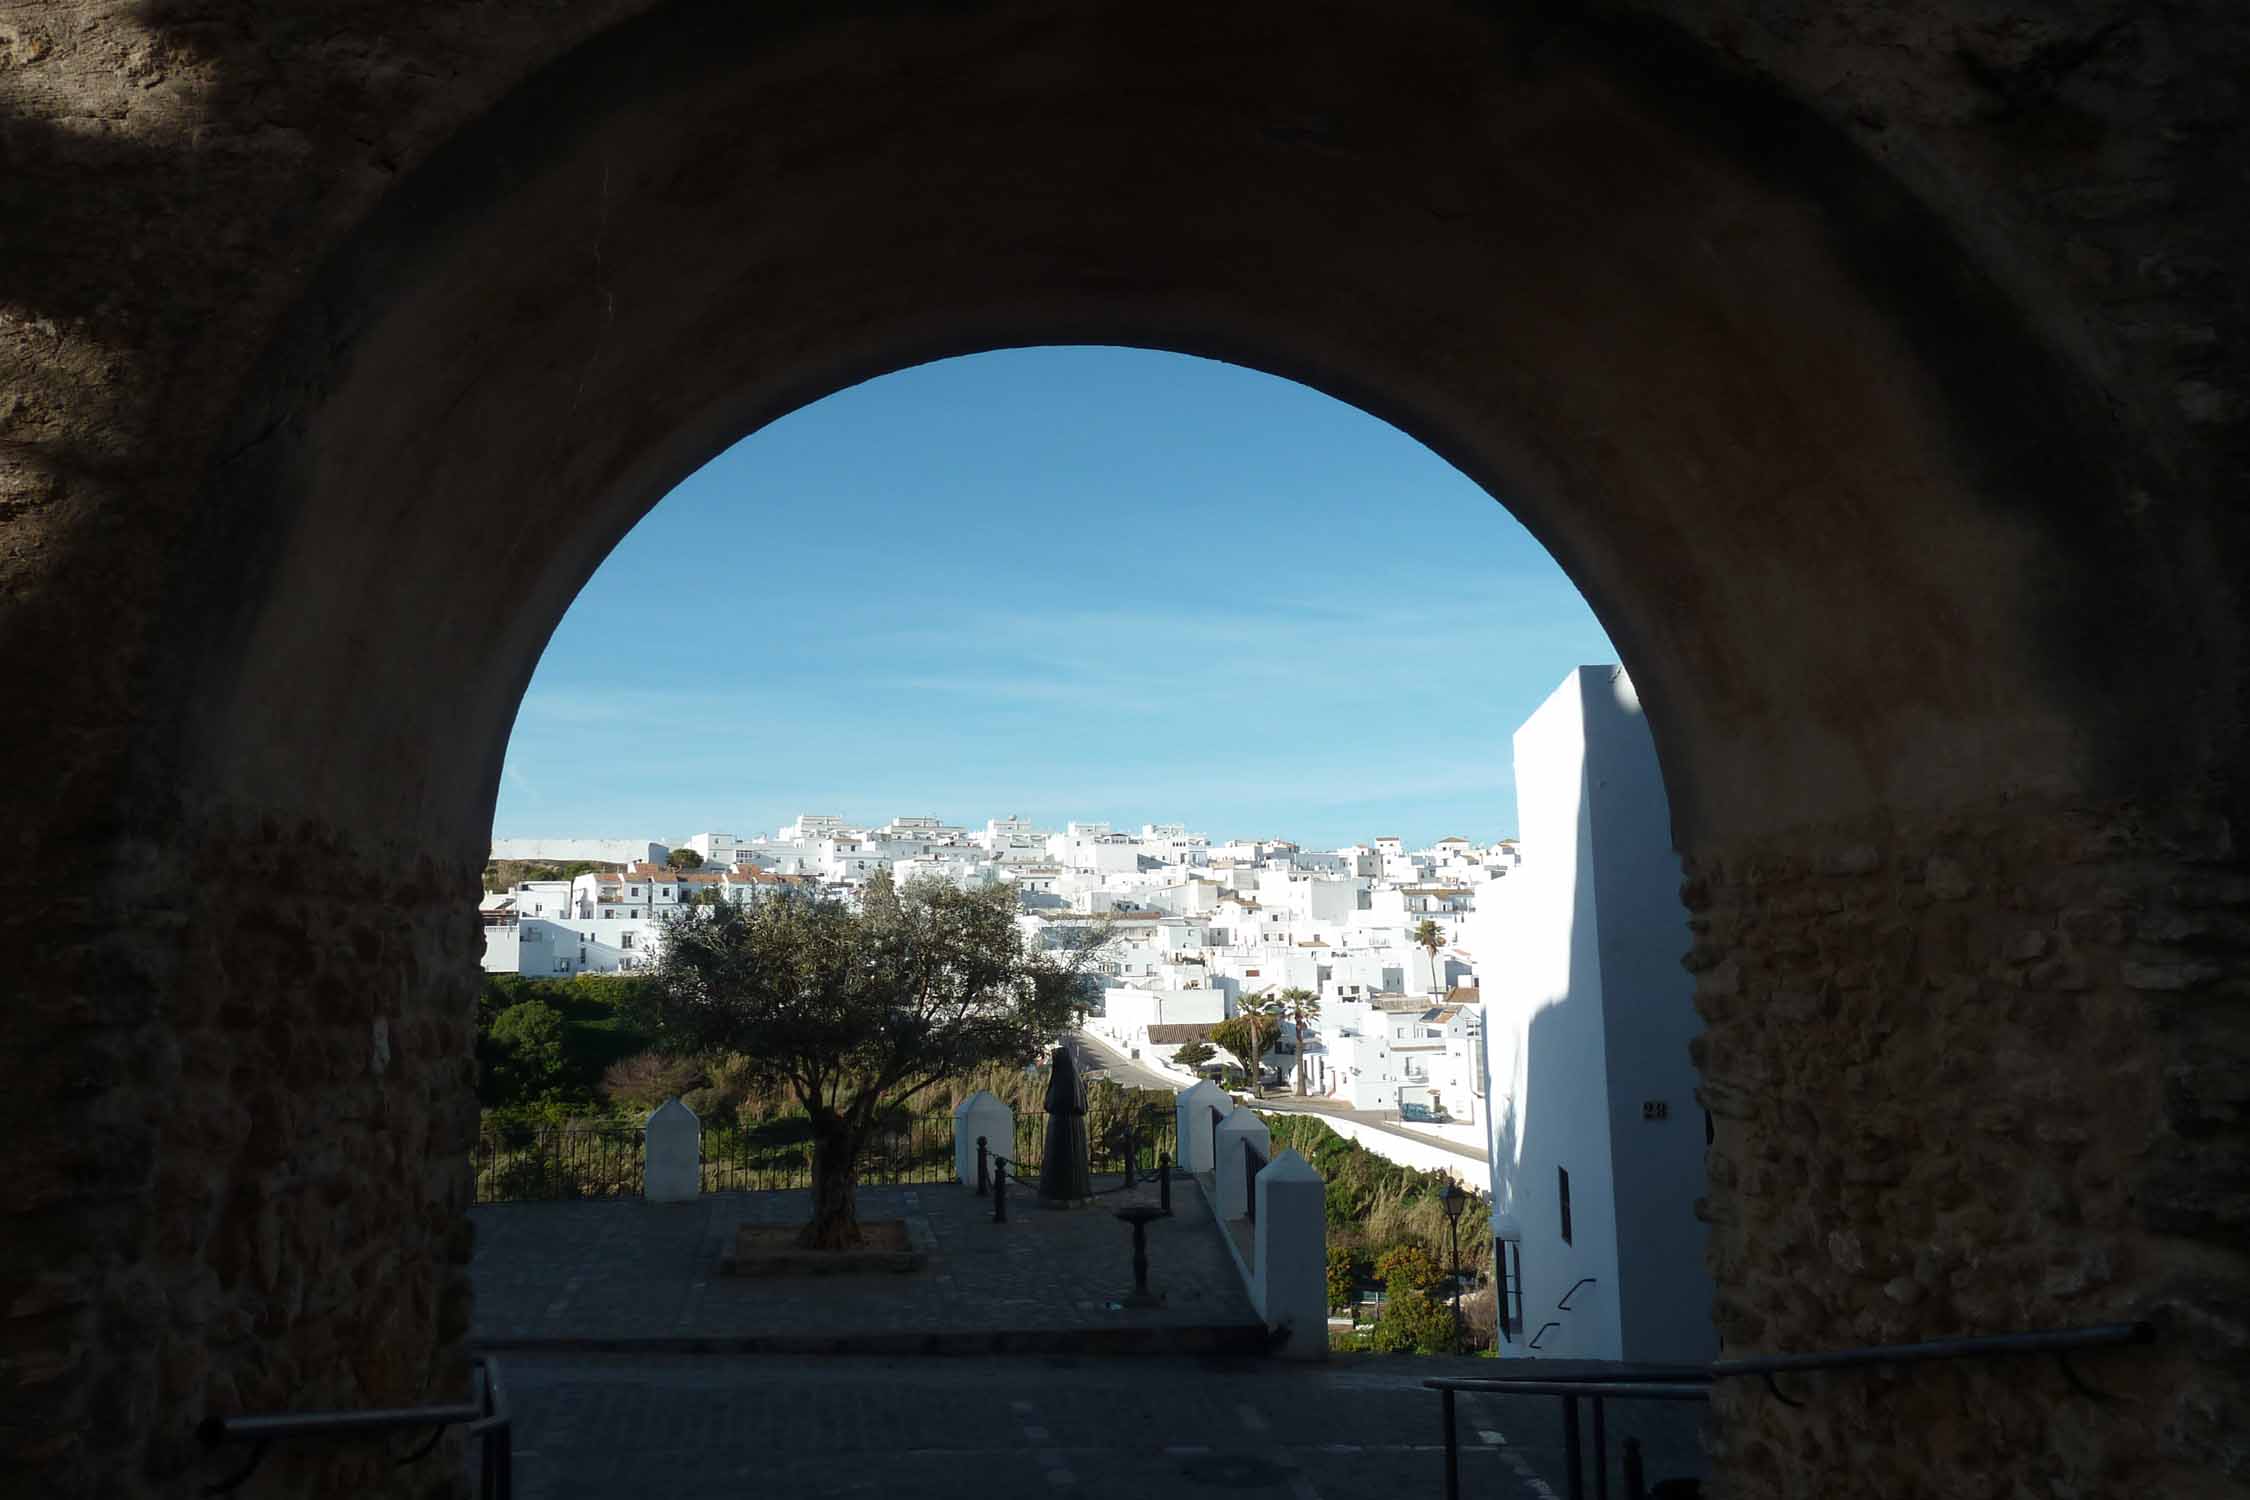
[1592,1395,1608,1500]
[1562,1395,1582,1500]
[993,1156,1008,1223]
[1131,1219,1151,1294]
[976,1136,989,1197]
[1441,1386,1459,1500]
[1157,1152,1171,1215]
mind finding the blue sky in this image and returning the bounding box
[494,347,1616,848]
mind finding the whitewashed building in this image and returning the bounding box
[1470,667,1714,1365]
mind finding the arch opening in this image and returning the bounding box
[15,4,2235,1497]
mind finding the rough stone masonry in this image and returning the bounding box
[2,2,2245,1496]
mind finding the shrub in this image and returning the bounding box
[1461,1283,1499,1352]
[1370,1287,1460,1355]
[1327,1245,1359,1312]
[600,1050,709,1112]
[481,999,566,1107]
[1376,1243,1443,1296]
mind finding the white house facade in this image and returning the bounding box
[1472,666,1714,1365]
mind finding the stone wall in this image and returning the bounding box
[7,820,482,1498]
[2,3,2247,1497]
[1689,796,2247,1495]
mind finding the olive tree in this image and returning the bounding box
[645,878,1097,1248]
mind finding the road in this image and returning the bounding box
[1074,1030,1488,1168]
[1071,1028,1184,1093]
[484,1351,1709,1500]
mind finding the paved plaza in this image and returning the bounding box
[472,1174,1263,1351]
[470,1174,1710,1497]
[481,1351,1711,1499]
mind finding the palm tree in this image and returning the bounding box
[1232,991,1288,1097]
[1275,986,1321,1096]
[1411,918,1447,1004]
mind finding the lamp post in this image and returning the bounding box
[1440,1179,1467,1348]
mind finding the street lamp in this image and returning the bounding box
[1440,1179,1468,1347]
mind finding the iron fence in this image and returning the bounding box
[476,1104,1170,1202]
[473,1128,643,1203]
[702,1113,968,1192]
[1089,1107,1175,1178]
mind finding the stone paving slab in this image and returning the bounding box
[474,1351,1712,1499]
[471,1174,1262,1351]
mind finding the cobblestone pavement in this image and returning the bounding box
[480,1352,1711,1499]
[472,1176,1260,1347]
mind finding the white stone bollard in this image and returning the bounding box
[953,1090,1015,1188]
[1252,1149,1328,1360]
[643,1096,701,1203]
[1213,1109,1272,1221]
[1174,1080,1233,1173]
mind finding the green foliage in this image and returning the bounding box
[1411,919,1446,993]
[476,974,662,1117]
[1171,1039,1216,1069]
[483,858,613,892]
[1210,1012,1280,1089]
[1272,988,1319,1091]
[1369,1285,1460,1354]
[1254,1109,1495,1352]
[481,1000,566,1107]
[645,880,1091,1107]
[1375,1243,1442,1295]
[645,878,1103,1244]
[665,847,704,869]
[1327,1245,1360,1312]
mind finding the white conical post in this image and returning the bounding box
[1214,1110,1271,1220]
[1174,1080,1232,1173]
[952,1090,1015,1188]
[644,1096,701,1202]
[1252,1149,1328,1360]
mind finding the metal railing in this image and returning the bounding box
[702,1113,968,1193]
[1427,1321,2154,1500]
[477,1113,1055,1200]
[199,1355,512,1498]
[474,1128,643,1203]
[1091,1111,1177,1183]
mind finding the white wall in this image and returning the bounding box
[1481,667,1712,1364]
[490,837,667,865]
[1585,668,1714,1365]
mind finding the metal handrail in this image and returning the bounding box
[1426,1321,2154,1500]
[199,1355,511,1498]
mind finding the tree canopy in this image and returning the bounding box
[665,847,705,869]
[1172,1038,1217,1069]
[1211,1010,1281,1094]
[644,878,1101,1245]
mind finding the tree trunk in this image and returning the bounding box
[1295,1017,1306,1096]
[801,1112,862,1250]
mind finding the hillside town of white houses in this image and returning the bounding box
[482,666,1717,1363]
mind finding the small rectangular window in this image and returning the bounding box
[1498,1239,1525,1339]
[1558,1167,1573,1244]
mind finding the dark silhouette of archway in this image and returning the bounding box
[4,4,2242,1495]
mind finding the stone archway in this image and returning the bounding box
[4,3,2243,1496]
